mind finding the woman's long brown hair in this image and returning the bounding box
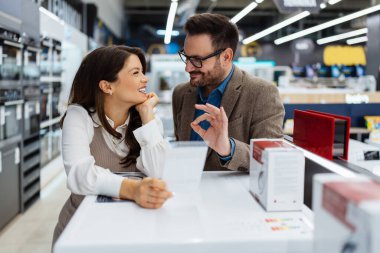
[61,45,146,167]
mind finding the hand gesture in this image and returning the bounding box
[190,103,231,157]
[135,92,159,124]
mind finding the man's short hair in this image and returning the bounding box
[184,13,239,56]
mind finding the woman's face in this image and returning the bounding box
[111,54,148,105]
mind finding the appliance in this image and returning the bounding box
[52,82,61,118]
[0,27,22,84]
[40,37,52,77]
[0,88,23,141]
[39,126,51,167]
[39,36,63,167]
[52,39,62,77]
[0,142,21,230]
[22,41,40,83]
[21,85,41,212]
[23,85,40,139]
[39,82,51,123]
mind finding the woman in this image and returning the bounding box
[53,45,172,244]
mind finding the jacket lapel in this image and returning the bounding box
[179,86,197,140]
[221,67,242,118]
[206,67,243,159]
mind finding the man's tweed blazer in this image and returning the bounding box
[172,67,285,171]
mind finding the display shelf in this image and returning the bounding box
[40,116,61,129]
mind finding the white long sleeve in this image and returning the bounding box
[61,105,168,198]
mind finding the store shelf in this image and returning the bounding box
[0,135,22,150]
[40,76,62,83]
[40,116,61,129]
[22,154,40,174]
[23,168,40,188]
[23,140,40,157]
[23,180,40,203]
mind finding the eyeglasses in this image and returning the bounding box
[178,48,226,68]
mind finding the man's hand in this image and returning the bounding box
[190,103,231,157]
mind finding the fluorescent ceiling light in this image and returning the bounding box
[347,36,368,45]
[164,1,178,44]
[320,3,327,9]
[275,5,380,45]
[243,11,310,44]
[328,0,342,5]
[317,28,368,45]
[157,29,179,36]
[256,0,264,3]
[230,2,258,24]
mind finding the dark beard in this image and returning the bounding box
[189,60,224,89]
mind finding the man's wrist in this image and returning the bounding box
[217,137,231,157]
[218,138,236,161]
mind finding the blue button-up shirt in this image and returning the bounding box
[190,65,236,161]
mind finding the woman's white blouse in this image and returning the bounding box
[61,104,168,198]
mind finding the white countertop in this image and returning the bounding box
[348,139,380,175]
[54,172,313,253]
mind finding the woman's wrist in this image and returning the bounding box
[137,106,154,124]
[119,178,139,200]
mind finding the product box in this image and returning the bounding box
[249,139,305,212]
[314,174,380,253]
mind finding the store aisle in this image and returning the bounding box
[0,170,69,253]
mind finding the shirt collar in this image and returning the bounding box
[198,65,235,100]
[92,112,130,129]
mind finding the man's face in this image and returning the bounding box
[183,34,226,89]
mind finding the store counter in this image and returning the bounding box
[347,139,380,176]
[54,172,313,253]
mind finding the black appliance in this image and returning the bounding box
[22,44,40,82]
[40,82,51,123]
[0,88,23,141]
[52,82,61,118]
[52,39,62,77]
[0,142,21,230]
[0,27,22,84]
[40,37,52,76]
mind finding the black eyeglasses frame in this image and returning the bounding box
[178,48,226,68]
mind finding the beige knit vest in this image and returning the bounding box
[52,126,138,246]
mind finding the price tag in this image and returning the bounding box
[16,104,22,120]
[24,104,30,119]
[15,147,20,165]
[36,102,40,114]
[0,107,5,126]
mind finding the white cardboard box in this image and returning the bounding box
[249,139,305,211]
[314,174,380,253]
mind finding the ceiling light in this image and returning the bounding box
[328,0,342,5]
[243,11,310,44]
[255,0,264,3]
[275,5,380,45]
[157,29,179,36]
[164,1,178,44]
[317,28,368,45]
[347,36,368,45]
[320,3,327,9]
[230,2,258,24]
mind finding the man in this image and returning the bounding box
[172,13,284,171]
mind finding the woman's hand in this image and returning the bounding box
[120,177,172,209]
[135,92,159,124]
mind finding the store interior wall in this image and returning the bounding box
[254,43,325,66]
[81,0,125,38]
[366,13,380,90]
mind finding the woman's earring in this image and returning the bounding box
[109,91,113,96]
